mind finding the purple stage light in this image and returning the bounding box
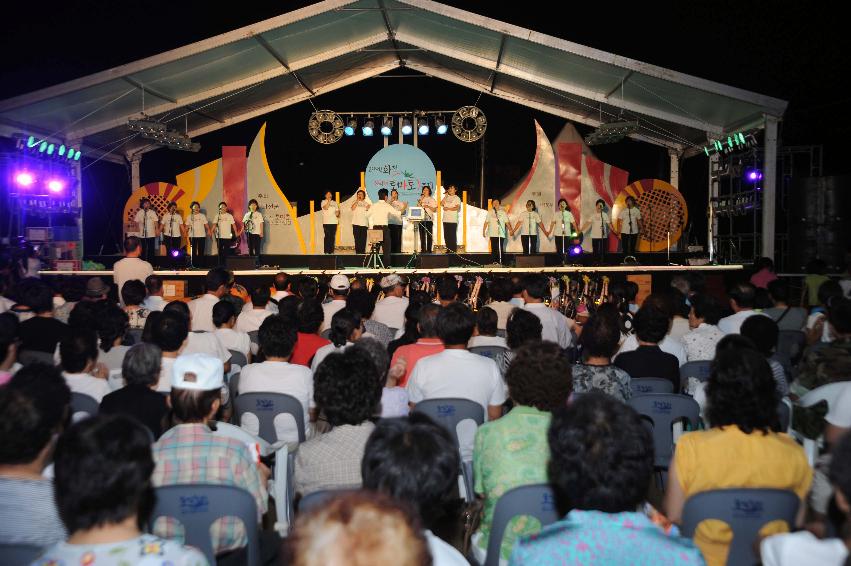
[47,179,65,192]
[170,249,182,258]
[570,245,582,256]
[745,168,763,183]
[15,172,35,187]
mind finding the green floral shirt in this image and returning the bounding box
[473,405,551,560]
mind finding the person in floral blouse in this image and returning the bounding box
[121,279,151,330]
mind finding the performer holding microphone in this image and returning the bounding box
[134,197,159,262]
[320,191,340,254]
[511,199,549,255]
[243,199,264,265]
[580,198,617,263]
[441,184,461,253]
[351,189,370,254]
[160,201,183,258]
[549,199,577,259]
[186,201,210,264]
[482,198,509,264]
[388,188,407,253]
[417,185,437,253]
[616,196,642,256]
[212,201,237,265]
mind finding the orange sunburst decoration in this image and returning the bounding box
[611,179,688,252]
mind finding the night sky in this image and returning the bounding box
[1,1,846,254]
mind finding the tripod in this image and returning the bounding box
[364,241,384,269]
[405,219,422,269]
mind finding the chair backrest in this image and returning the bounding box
[228,372,241,403]
[496,329,507,338]
[485,484,559,566]
[228,349,248,369]
[17,349,56,367]
[776,329,806,361]
[800,382,851,409]
[630,377,674,396]
[319,328,332,340]
[211,421,271,456]
[627,394,700,468]
[412,398,485,449]
[681,488,800,566]
[297,489,353,514]
[679,360,712,389]
[234,392,306,444]
[125,328,143,346]
[777,399,791,433]
[0,543,44,566]
[247,330,259,345]
[150,484,259,566]
[71,392,99,419]
[469,345,509,370]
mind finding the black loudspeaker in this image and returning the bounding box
[309,255,339,270]
[514,254,546,268]
[417,255,450,269]
[225,256,257,271]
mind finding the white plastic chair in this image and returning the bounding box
[794,382,851,466]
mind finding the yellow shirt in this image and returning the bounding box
[674,425,812,566]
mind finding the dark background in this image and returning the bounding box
[1,1,847,257]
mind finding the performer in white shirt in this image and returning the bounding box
[417,185,438,253]
[388,189,407,254]
[320,191,340,254]
[160,201,183,258]
[580,198,617,263]
[351,189,370,254]
[368,188,396,267]
[441,184,461,253]
[242,199,264,265]
[616,196,643,256]
[185,201,210,265]
[482,198,509,264]
[212,201,238,266]
[511,199,550,255]
[133,197,159,262]
[550,199,577,260]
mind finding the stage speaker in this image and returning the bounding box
[417,255,450,269]
[225,256,257,271]
[514,254,546,268]
[309,256,339,270]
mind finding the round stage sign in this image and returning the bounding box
[364,144,436,206]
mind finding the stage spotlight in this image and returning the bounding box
[401,117,413,136]
[170,248,183,259]
[38,141,47,153]
[569,245,583,256]
[418,118,430,135]
[47,179,65,193]
[47,144,55,156]
[344,117,357,136]
[744,168,763,183]
[435,115,448,134]
[74,151,81,161]
[362,118,374,136]
[381,116,393,136]
[15,172,35,187]
[58,145,66,157]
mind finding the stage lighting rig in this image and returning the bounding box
[127,116,200,152]
[584,120,640,146]
[306,107,487,143]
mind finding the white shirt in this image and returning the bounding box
[214,328,251,358]
[112,257,154,307]
[523,303,573,348]
[807,312,834,343]
[311,342,353,373]
[142,295,167,312]
[407,349,507,460]
[155,357,176,392]
[425,530,469,566]
[321,200,339,225]
[238,360,314,444]
[372,295,409,330]
[63,372,111,403]
[669,317,691,341]
[485,209,509,238]
[717,309,767,335]
[242,211,264,235]
[468,335,508,349]
[351,201,369,226]
[185,212,208,238]
[420,196,437,220]
[134,209,158,238]
[442,194,461,223]
[682,323,726,362]
[551,210,577,237]
[160,212,183,237]
[618,207,642,234]
[589,211,611,239]
[760,531,848,566]
[183,332,230,364]
[212,212,235,238]
[235,308,273,334]
[388,200,406,225]
[272,290,291,302]
[518,211,542,236]
[825,383,851,428]
[617,333,687,367]
[368,200,395,226]
[188,293,220,332]
[321,299,347,332]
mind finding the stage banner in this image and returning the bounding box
[364,144,436,207]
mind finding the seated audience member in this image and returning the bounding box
[236,286,275,333]
[290,299,331,366]
[0,365,70,547]
[164,301,231,372]
[153,353,270,560]
[60,330,111,402]
[0,313,19,384]
[372,274,410,331]
[765,279,808,331]
[271,272,291,302]
[740,314,789,396]
[188,267,232,332]
[472,341,573,562]
[100,343,169,439]
[37,414,206,565]
[389,303,443,387]
[82,276,110,303]
[668,290,692,341]
[751,256,779,289]
[761,431,851,565]
[142,274,167,312]
[682,294,725,362]
[121,279,151,330]
[664,348,812,566]
[795,297,851,393]
[311,308,362,372]
[486,277,517,331]
[573,304,632,401]
[347,288,395,347]
[149,310,189,392]
[212,300,251,362]
[387,302,421,358]
[468,306,507,349]
[615,304,680,391]
[18,279,71,353]
[718,282,765,335]
[511,392,703,564]
[806,280,844,345]
[617,293,688,365]
[53,277,85,324]
[503,307,544,370]
[294,348,382,496]
[321,274,351,332]
[238,315,314,444]
[96,303,130,372]
[407,303,507,458]
[296,276,319,300]
[362,414,469,565]
[522,274,573,349]
[287,491,429,566]
[435,275,459,307]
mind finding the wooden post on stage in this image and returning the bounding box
[487,199,492,253]
[335,191,341,248]
[436,171,442,247]
[309,201,315,254]
[462,190,467,251]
